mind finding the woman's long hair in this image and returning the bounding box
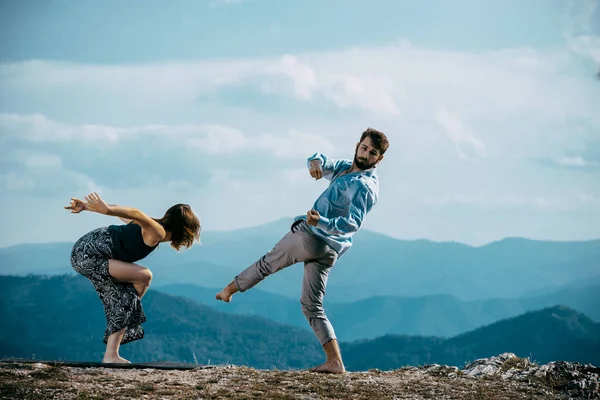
[154,204,201,250]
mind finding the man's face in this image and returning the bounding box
[354,136,383,170]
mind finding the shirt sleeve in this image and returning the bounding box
[307,153,349,181]
[315,183,376,235]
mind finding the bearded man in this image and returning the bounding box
[216,128,389,374]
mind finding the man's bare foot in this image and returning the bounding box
[309,360,346,374]
[102,356,131,364]
[216,288,233,303]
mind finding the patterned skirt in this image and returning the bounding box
[70,227,146,345]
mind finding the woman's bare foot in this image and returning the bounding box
[102,356,131,364]
[309,360,346,374]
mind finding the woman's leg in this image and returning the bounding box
[71,228,147,363]
[108,260,153,299]
[103,328,129,363]
[92,276,146,363]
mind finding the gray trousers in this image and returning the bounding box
[234,220,339,345]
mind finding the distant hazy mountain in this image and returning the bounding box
[2,218,599,302]
[155,280,600,340]
[0,242,76,276]
[342,306,600,371]
[1,275,598,372]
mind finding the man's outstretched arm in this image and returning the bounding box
[307,153,350,181]
[307,184,376,235]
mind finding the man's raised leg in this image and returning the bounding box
[301,260,345,374]
[216,225,315,302]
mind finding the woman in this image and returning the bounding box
[66,192,201,364]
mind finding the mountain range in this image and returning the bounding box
[155,280,600,341]
[342,304,600,371]
[1,218,599,303]
[1,275,599,372]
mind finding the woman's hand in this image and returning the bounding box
[65,198,86,214]
[83,192,110,215]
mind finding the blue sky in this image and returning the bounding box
[0,0,599,247]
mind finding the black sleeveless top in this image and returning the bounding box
[107,222,159,263]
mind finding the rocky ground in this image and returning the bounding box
[1,353,598,399]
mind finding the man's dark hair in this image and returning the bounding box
[360,128,389,155]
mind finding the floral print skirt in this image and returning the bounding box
[70,227,146,344]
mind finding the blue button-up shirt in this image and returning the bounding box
[294,152,379,257]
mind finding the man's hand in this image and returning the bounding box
[65,198,86,214]
[307,209,320,226]
[83,192,110,215]
[309,160,323,180]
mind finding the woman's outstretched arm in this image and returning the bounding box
[65,193,166,244]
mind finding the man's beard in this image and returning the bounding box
[354,152,377,170]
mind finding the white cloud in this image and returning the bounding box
[265,55,317,100]
[1,38,596,124]
[0,173,35,191]
[0,113,337,160]
[253,129,337,159]
[1,36,597,209]
[1,1,599,246]
[254,54,401,117]
[0,150,100,195]
[576,192,600,207]
[0,113,120,143]
[324,73,400,117]
[5,151,98,196]
[0,113,341,197]
[187,125,247,154]
[557,156,587,167]
[424,192,600,212]
[564,0,600,64]
[569,35,600,64]
[435,107,487,161]
[19,152,63,169]
[552,154,600,170]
